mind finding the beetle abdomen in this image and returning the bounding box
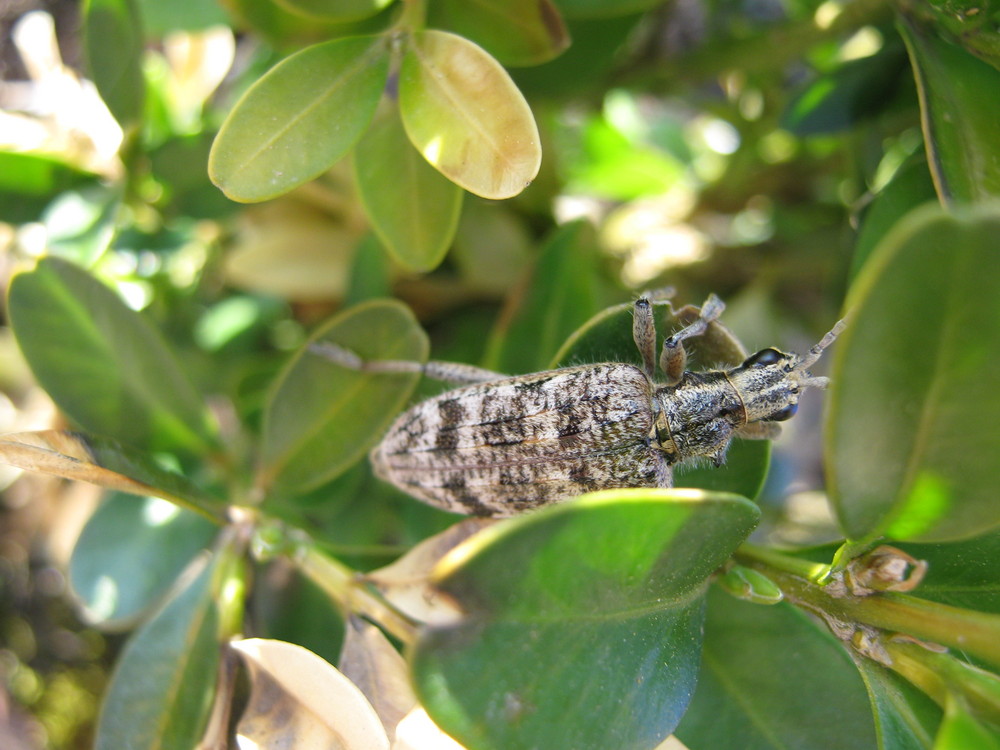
[371,363,667,516]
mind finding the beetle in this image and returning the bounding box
[312,293,845,517]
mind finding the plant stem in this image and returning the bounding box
[735,546,1000,670]
[295,543,418,645]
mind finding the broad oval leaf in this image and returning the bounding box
[232,638,389,750]
[84,0,146,128]
[399,30,541,199]
[0,431,224,517]
[827,204,1000,542]
[675,588,879,749]
[7,258,217,453]
[260,298,428,497]
[274,0,394,21]
[95,556,220,750]
[353,107,464,272]
[209,35,390,202]
[486,219,602,373]
[411,489,760,750]
[427,0,570,66]
[900,19,1000,203]
[70,492,218,626]
[551,292,771,500]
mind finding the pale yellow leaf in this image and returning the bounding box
[232,638,389,750]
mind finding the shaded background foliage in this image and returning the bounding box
[0,0,998,747]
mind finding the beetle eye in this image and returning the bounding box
[767,402,798,421]
[744,348,783,367]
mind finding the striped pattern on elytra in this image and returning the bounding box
[311,292,846,517]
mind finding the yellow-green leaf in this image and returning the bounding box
[353,107,463,272]
[209,35,390,203]
[399,30,541,199]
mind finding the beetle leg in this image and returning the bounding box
[659,294,725,385]
[310,341,506,385]
[632,298,658,380]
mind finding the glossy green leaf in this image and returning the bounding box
[551,292,771,499]
[0,151,97,224]
[412,489,760,750]
[274,0,393,21]
[428,0,569,66]
[485,219,601,373]
[855,658,941,750]
[554,0,660,18]
[7,258,217,453]
[135,0,228,33]
[905,0,1000,72]
[69,492,218,626]
[353,107,463,272]
[398,30,541,199]
[827,204,1000,542]
[936,697,1000,750]
[900,19,1000,203]
[95,557,220,750]
[209,35,390,203]
[676,588,878,749]
[83,0,146,129]
[260,299,428,497]
[0,431,224,517]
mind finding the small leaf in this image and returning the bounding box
[675,588,879,749]
[232,638,390,750]
[274,0,394,21]
[95,557,220,750]
[84,0,146,128]
[353,107,464,272]
[7,258,218,453]
[900,18,1000,203]
[399,30,541,199]
[428,0,570,66]
[260,299,428,497]
[209,35,390,202]
[69,492,218,626]
[0,431,223,516]
[486,219,602,373]
[339,617,417,740]
[827,204,1000,542]
[411,489,760,750]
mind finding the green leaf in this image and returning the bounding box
[427,0,570,66]
[551,292,771,498]
[855,659,941,750]
[0,431,224,517]
[826,204,1000,542]
[41,186,121,265]
[344,233,393,307]
[900,19,1000,203]
[83,0,146,129]
[209,35,390,203]
[852,157,937,281]
[936,696,1000,750]
[273,0,394,21]
[897,531,1000,614]
[411,489,760,750]
[676,588,878,749]
[398,30,541,199]
[69,492,218,626]
[0,151,98,224]
[554,0,660,18]
[260,299,428,497]
[7,258,217,453]
[485,219,601,374]
[353,107,463,272]
[904,0,1000,73]
[94,556,220,750]
[135,0,228,33]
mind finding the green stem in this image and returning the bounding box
[296,543,418,645]
[735,547,1000,670]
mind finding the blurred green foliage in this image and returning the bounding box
[1,0,1000,747]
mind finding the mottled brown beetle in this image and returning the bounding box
[312,293,846,517]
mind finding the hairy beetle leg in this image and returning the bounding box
[309,341,506,385]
